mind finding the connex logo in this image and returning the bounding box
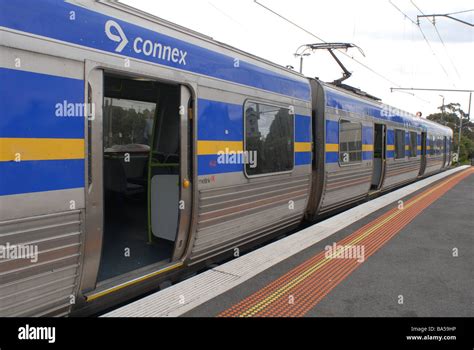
[105,20,129,53]
[105,20,188,65]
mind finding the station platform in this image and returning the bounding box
[103,166,473,317]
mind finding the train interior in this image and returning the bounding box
[98,74,181,282]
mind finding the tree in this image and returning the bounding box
[427,103,474,162]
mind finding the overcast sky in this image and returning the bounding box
[121,0,473,116]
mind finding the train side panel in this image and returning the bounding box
[188,86,312,263]
[316,86,375,213]
[424,134,448,175]
[0,47,85,316]
[319,116,373,212]
[382,128,421,189]
[309,83,452,216]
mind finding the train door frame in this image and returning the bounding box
[79,61,194,298]
[442,136,448,167]
[419,132,427,176]
[371,123,387,190]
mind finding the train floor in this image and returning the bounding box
[98,193,173,282]
[103,166,473,317]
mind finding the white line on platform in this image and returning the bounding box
[103,166,469,317]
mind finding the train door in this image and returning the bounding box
[81,66,193,293]
[443,136,448,167]
[419,132,427,176]
[371,123,386,190]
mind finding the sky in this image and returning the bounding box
[120,0,473,117]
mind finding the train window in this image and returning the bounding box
[409,131,417,158]
[339,119,362,164]
[104,98,155,150]
[429,135,436,156]
[437,137,444,155]
[394,129,405,159]
[245,102,294,176]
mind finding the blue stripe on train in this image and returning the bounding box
[0,159,84,196]
[198,155,243,176]
[198,152,311,176]
[197,99,243,142]
[0,68,85,139]
[326,89,381,119]
[197,99,311,142]
[363,151,373,160]
[362,126,373,144]
[295,116,311,142]
[325,89,448,133]
[326,152,339,163]
[0,0,310,101]
[295,152,311,165]
[387,129,395,145]
[326,120,338,144]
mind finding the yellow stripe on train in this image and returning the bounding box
[197,141,244,155]
[362,144,374,152]
[295,142,312,153]
[325,144,339,152]
[197,141,312,155]
[326,144,373,152]
[0,138,85,162]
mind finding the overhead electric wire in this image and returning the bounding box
[389,0,417,25]
[409,0,425,15]
[431,24,462,80]
[254,0,404,89]
[416,27,452,85]
[446,9,474,16]
[386,1,431,103]
[410,0,462,81]
[410,0,454,85]
[207,1,247,30]
[253,0,435,104]
[388,0,454,87]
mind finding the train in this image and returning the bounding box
[0,0,452,316]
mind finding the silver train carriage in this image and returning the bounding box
[0,0,452,316]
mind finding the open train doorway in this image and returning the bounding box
[371,123,386,190]
[97,73,191,282]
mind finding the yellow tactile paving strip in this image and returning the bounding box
[219,168,474,317]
